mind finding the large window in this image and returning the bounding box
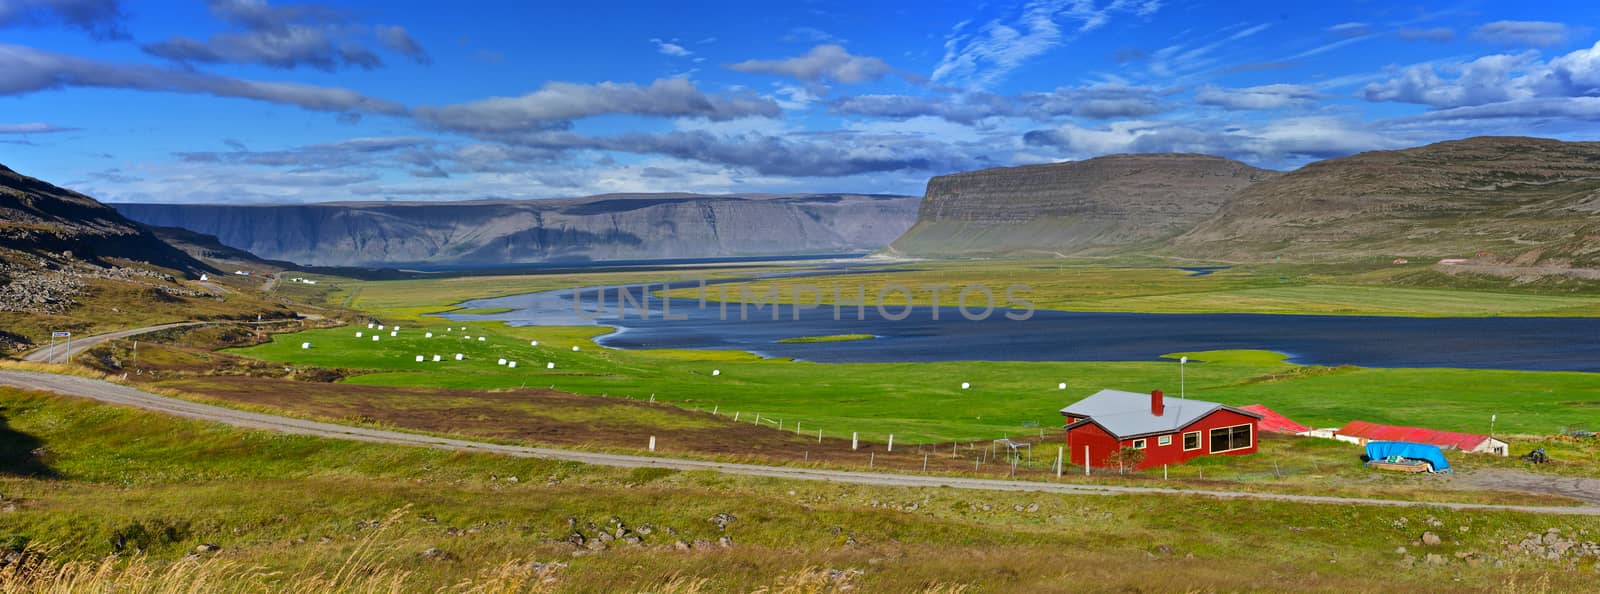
[1182,431,1200,451]
[1209,424,1253,453]
[1131,438,1147,450]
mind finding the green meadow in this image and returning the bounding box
[236,323,1600,443]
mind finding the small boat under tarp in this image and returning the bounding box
[1363,441,1453,474]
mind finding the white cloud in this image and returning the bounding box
[932,0,1165,90]
[414,78,780,133]
[1363,41,1600,113]
[1023,116,1396,163]
[0,43,406,116]
[0,122,75,134]
[726,45,895,84]
[651,38,692,57]
[1195,84,1320,110]
[1472,21,1569,47]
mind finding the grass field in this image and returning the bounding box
[777,334,875,343]
[228,315,1600,448]
[660,260,1600,317]
[5,386,1600,592]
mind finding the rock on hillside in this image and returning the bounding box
[1175,137,1600,267]
[115,193,919,267]
[0,163,209,275]
[888,154,1278,257]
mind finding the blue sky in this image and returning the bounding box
[2,0,1599,203]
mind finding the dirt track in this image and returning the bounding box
[3,370,1598,516]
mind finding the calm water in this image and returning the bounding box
[441,280,1600,372]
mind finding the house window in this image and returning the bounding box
[1209,424,1254,453]
[1131,438,1147,449]
[1182,431,1200,451]
[1158,435,1172,447]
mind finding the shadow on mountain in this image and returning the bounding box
[0,408,59,478]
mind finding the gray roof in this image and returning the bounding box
[1060,389,1259,439]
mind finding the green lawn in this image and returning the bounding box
[660,260,1600,317]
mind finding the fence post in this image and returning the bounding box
[851,432,858,451]
[1056,447,1063,479]
[712,405,718,415]
[754,413,760,425]
[869,451,874,468]
[923,453,928,472]
[817,429,822,443]
[648,436,656,452]
[1084,446,1090,476]
[734,412,740,422]
[795,421,801,435]
[1163,464,1168,480]
[888,434,894,452]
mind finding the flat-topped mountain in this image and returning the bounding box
[1175,137,1600,267]
[0,163,207,274]
[888,154,1279,257]
[115,193,919,267]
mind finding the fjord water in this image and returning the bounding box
[444,282,1600,372]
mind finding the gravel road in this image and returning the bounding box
[20,322,211,363]
[1,369,1596,516]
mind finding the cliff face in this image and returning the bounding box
[0,163,208,274]
[889,154,1279,257]
[1174,137,1600,267]
[115,193,919,267]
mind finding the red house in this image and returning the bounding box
[1061,389,1262,470]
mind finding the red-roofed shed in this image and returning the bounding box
[1238,405,1310,434]
[1337,420,1508,456]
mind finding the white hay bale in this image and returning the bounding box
[1058,382,1067,390]
[508,361,517,368]
[390,331,397,337]
[478,337,486,342]
[530,340,539,346]
[432,355,441,362]
[960,382,970,390]
[300,342,311,349]
[367,323,374,329]
[355,332,363,338]
[425,332,433,338]
[571,345,580,352]
[711,369,721,376]
[454,353,464,360]
[546,362,555,369]
[372,336,380,342]
[497,358,507,365]
[378,325,385,330]
[415,355,424,362]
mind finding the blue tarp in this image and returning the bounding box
[1365,441,1451,472]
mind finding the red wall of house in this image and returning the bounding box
[1066,409,1259,470]
[1066,422,1121,468]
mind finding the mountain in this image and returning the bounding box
[887,154,1279,257]
[115,193,920,268]
[147,225,296,271]
[1174,137,1600,267]
[0,163,208,274]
